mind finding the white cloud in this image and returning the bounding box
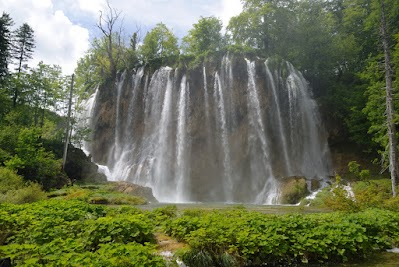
[1,0,90,74]
[0,0,242,74]
[220,0,243,29]
[76,0,103,18]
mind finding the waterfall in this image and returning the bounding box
[245,59,279,204]
[79,87,98,155]
[112,70,126,163]
[264,59,292,175]
[175,75,190,202]
[285,63,331,177]
[214,72,233,201]
[203,66,211,135]
[153,68,174,201]
[84,56,332,204]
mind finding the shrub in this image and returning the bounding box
[4,127,67,190]
[164,209,399,266]
[353,180,392,208]
[0,167,24,194]
[89,196,109,204]
[0,182,47,204]
[0,200,166,266]
[0,239,165,266]
[109,195,147,205]
[150,205,178,226]
[383,195,399,212]
[323,184,359,211]
[83,214,156,249]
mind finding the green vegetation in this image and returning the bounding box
[1,198,399,266]
[140,23,180,68]
[0,167,46,204]
[280,177,309,204]
[165,208,399,266]
[48,183,147,206]
[0,200,165,266]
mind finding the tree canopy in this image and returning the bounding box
[140,23,179,64]
[182,16,224,58]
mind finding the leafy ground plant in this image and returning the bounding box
[164,208,399,266]
[0,200,165,266]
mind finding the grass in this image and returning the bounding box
[47,182,147,205]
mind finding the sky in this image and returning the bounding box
[1,0,243,75]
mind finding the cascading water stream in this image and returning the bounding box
[214,72,233,201]
[245,59,279,204]
[264,59,292,175]
[285,63,331,177]
[153,68,174,201]
[111,70,127,164]
[203,66,211,135]
[175,75,190,202]
[79,87,98,156]
[109,69,145,182]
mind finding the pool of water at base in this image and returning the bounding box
[138,203,399,267]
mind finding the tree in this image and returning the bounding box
[140,23,179,64]
[13,23,35,74]
[380,0,397,196]
[28,62,66,127]
[0,13,14,120]
[12,23,35,107]
[344,0,399,195]
[5,127,64,189]
[227,0,297,56]
[97,0,123,80]
[0,12,13,82]
[123,28,142,70]
[182,16,224,57]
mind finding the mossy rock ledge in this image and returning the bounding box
[111,181,158,203]
[280,176,311,204]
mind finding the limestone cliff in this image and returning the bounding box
[84,55,333,204]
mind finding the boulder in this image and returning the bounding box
[112,181,158,203]
[64,146,107,183]
[280,176,309,204]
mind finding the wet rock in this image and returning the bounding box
[64,146,107,183]
[112,181,158,203]
[280,176,309,204]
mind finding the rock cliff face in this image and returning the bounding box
[84,55,333,204]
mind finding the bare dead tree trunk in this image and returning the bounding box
[97,0,122,80]
[380,0,397,197]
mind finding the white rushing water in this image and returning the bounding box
[175,75,190,202]
[214,72,234,201]
[83,56,332,204]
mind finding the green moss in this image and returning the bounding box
[280,177,309,204]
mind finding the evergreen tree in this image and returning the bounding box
[12,23,35,107]
[0,12,14,82]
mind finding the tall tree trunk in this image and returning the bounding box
[13,42,25,107]
[380,0,397,197]
[62,74,74,173]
